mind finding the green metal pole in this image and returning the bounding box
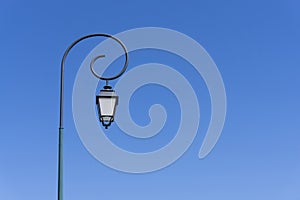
[58,128,63,200]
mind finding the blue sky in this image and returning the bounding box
[1,0,300,199]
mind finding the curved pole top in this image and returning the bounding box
[61,33,129,81]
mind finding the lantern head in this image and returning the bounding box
[96,85,118,129]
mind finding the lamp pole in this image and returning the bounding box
[58,33,128,200]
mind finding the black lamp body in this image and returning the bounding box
[96,87,118,129]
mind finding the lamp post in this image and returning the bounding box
[58,33,128,200]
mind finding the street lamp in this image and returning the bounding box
[58,33,128,200]
[95,85,118,129]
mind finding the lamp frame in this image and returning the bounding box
[96,91,119,128]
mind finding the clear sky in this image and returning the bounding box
[1,0,300,199]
